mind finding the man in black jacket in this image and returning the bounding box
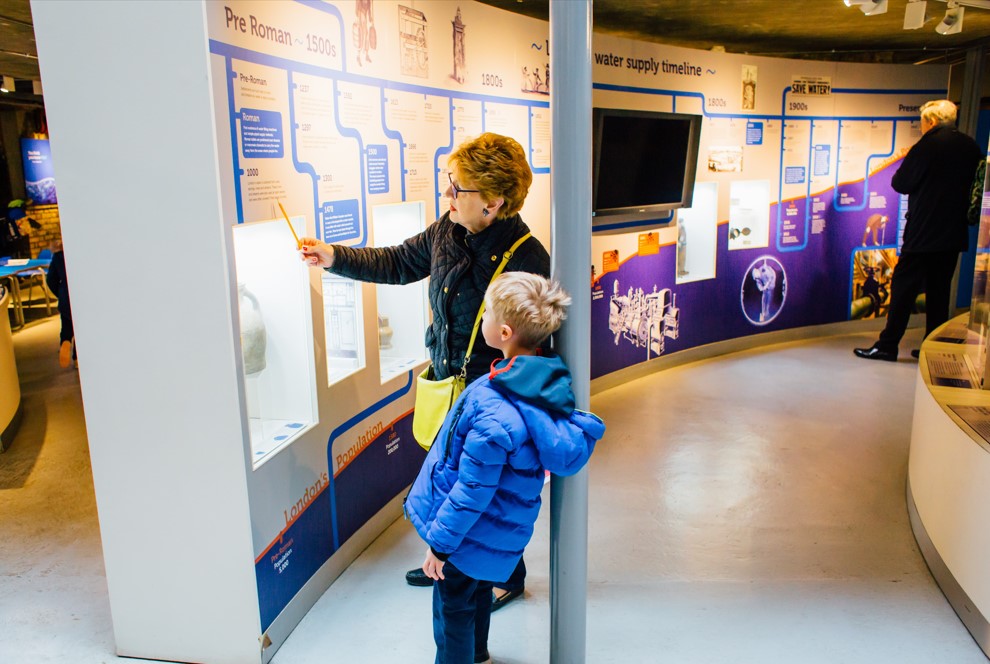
[855,99,981,362]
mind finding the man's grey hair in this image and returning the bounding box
[920,99,957,127]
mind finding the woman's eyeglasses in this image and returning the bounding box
[448,172,480,198]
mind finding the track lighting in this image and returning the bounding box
[936,1,964,34]
[844,0,889,15]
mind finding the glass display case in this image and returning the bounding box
[675,181,719,284]
[372,201,430,382]
[231,217,318,466]
[323,272,366,385]
[728,180,770,250]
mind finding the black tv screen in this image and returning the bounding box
[592,108,702,227]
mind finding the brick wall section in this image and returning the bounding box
[25,204,61,257]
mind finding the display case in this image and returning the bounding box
[675,181,719,284]
[372,201,430,383]
[728,180,770,250]
[323,272,366,384]
[231,217,318,466]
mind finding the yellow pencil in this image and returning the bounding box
[276,199,302,248]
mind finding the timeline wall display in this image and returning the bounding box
[205,0,552,635]
[206,0,950,643]
[588,31,947,379]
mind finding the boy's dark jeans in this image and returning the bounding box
[433,560,494,664]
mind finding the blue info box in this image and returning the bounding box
[240,108,284,159]
[322,199,360,243]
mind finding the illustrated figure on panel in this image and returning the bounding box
[355,0,375,66]
[752,260,776,323]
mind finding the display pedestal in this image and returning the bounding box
[908,314,990,658]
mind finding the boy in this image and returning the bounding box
[404,272,606,664]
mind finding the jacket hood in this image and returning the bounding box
[489,354,574,414]
[489,354,606,475]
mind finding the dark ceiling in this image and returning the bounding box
[2,0,990,102]
[0,0,38,108]
[480,0,990,64]
[0,0,34,78]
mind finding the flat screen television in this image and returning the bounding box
[592,107,702,231]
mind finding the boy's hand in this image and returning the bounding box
[299,237,334,268]
[423,548,445,581]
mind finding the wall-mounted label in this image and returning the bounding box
[603,249,620,274]
[746,121,763,146]
[366,144,389,194]
[638,231,660,256]
[790,76,831,96]
[813,145,831,176]
[784,166,806,184]
[322,199,360,242]
[240,108,284,158]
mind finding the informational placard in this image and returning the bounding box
[927,352,979,389]
[932,324,979,345]
[20,138,57,205]
[638,231,660,256]
[948,405,990,444]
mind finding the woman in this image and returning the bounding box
[299,132,547,611]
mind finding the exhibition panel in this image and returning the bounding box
[208,0,947,649]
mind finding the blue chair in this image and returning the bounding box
[14,249,55,317]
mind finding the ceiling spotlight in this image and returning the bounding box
[936,2,964,34]
[0,76,12,94]
[844,0,888,15]
[904,0,928,29]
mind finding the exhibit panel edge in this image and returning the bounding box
[32,2,262,663]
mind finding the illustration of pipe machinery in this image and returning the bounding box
[609,280,680,359]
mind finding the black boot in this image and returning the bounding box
[405,566,434,587]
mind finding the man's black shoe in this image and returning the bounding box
[911,349,920,359]
[405,567,434,587]
[853,346,897,362]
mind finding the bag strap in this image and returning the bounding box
[459,232,532,379]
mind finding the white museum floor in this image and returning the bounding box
[2,316,986,663]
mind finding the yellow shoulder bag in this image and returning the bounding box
[412,233,531,450]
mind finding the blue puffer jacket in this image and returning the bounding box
[404,354,606,583]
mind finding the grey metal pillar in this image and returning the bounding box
[950,46,985,315]
[958,45,985,138]
[549,1,593,663]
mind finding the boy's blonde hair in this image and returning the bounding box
[485,272,572,348]
[449,133,532,219]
